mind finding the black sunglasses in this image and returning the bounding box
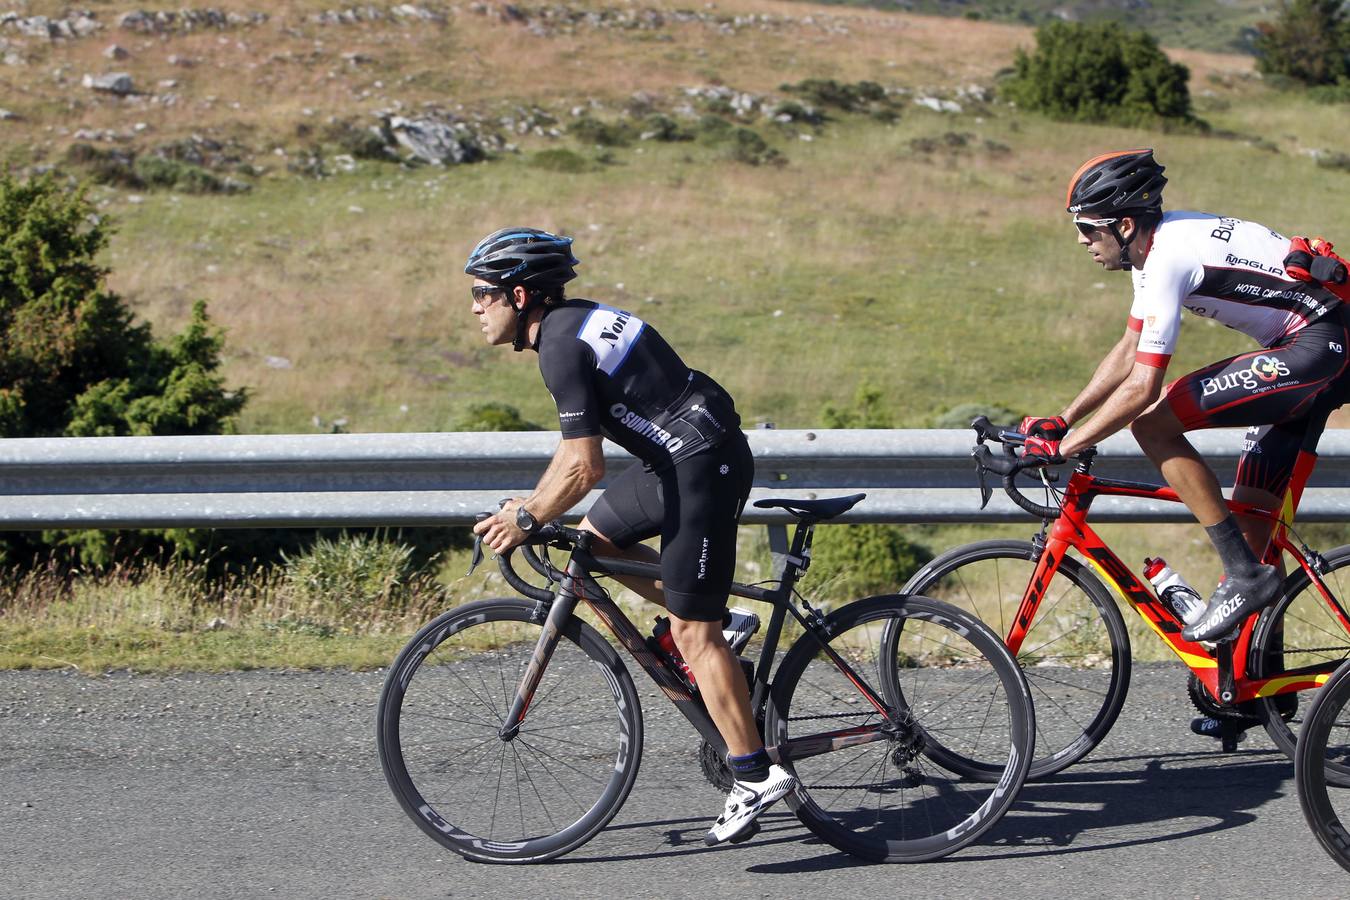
[471,285,507,302]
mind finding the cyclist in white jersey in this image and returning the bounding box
[1017,150,1350,660]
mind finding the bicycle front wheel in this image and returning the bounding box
[377,598,643,863]
[901,539,1130,779]
[1249,544,1350,781]
[766,594,1034,863]
[1296,660,1350,873]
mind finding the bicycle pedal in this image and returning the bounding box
[727,821,761,844]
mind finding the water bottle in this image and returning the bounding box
[1143,557,1207,626]
[649,616,697,688]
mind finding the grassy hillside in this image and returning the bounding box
[799,0,1275,55]
[2,0,1348,437]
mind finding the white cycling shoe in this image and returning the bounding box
[704,764,798,846]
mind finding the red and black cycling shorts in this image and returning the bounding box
[1165,309,1350,497]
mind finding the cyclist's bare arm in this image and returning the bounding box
[475,436,604,553]
[1060,326,1142,426]
[1060,360,1166,456]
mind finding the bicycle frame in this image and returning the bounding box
[495,519,901,763]
[1013,445,1350,706]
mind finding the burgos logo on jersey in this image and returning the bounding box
[610,403,685,454]
[1200,355,1291,397]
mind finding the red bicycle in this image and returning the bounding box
[900,415,1350,781]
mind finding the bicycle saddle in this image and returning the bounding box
[752,493,866,521]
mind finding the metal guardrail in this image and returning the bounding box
[2,429,1350,529]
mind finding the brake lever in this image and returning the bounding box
[971,446,994,510]
[467,511,492,575]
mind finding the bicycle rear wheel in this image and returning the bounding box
[766,594,1034,862]
[1249,544,1350,783]
[901,539,1130,779]
[1296,660,1350,873]
[377,598,643,863]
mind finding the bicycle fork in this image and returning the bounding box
[497,588,579,741]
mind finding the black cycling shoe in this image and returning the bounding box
[1181,565,1282,643]
[1190,715,1255,742]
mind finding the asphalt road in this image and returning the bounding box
[1,663,1345,899]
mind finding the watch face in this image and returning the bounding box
[516,507,536,531]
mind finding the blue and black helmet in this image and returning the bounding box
[464,227,579,288]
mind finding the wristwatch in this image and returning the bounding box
[515,505,538,533]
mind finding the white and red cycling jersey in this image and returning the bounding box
[1128,211,1342,368]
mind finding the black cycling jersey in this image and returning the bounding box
[536,299,740,468]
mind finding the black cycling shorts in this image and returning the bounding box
[1165,310,1350,497]
[585,435,754,622]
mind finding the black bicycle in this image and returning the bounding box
[1297,660,1350,873]
[377,493,1034,864]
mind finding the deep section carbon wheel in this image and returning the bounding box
[767,594,1034,862]
[1296,660,1350,873]
[377,598,643,863]
[1250,544,1350,784]
[901,539,1130,779]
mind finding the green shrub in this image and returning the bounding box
[1309,77,1350,103]
[64,143,141,188]
[821,382,892,429]
[568,115,632,147]
[637,113,692,142]
[768,100,824,125]
[282,532,424,623]
[529,148,599,173]
[452,402,544,431]
[324,121,393,160]
[0,173,247,566]
[783,78,886,112]
[1316,152,1350,172]
[1254,0,1350,87]
[809,524,934,603]
[133,156,231,194]
[695,114,734,142]
[1001,22,1198,127]
[931,402,1021,429]
[725,128,783,166]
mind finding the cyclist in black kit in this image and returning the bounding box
[466,227,796,845]
[1018,150,1350,735]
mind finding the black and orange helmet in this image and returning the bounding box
[1066,149,1167,217]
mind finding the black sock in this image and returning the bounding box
[1206,516,1261,579]
[728,748,771,782]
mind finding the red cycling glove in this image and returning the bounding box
[1021,436,1063,464]
[1019,416,1068,441]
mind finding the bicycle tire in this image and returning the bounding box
[1296,660,1350,873]
[377,598,643,863]
[900,539,1131,779]
[1250,544,1350,784]
[765,594,1034,862]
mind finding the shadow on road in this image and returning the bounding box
[565,748,1293,872]
[753,749,1292,872]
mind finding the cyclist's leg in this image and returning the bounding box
[580,462,666,606]
[659,437,758,753]
[1232,421,1304,568]
[1132,385,1281,640]
[1139,325,1350,639]
[652,438,791,843]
